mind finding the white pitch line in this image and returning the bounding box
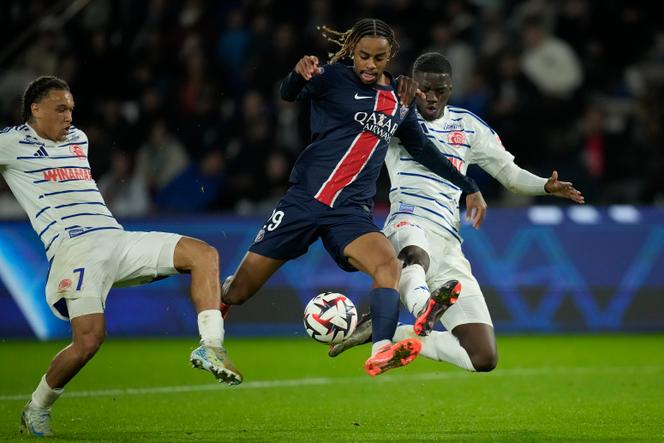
[0,365,661,402]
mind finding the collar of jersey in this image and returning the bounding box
[25,123,69,145]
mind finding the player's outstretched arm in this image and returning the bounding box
[280,55,322,101]
[484,157,584,204]
[544,170,585,204]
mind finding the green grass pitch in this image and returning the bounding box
[1,334,662,441]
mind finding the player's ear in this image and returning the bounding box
[30,102,40,120]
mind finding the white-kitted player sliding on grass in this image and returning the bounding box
[0,76,241,438]
[330,52,584,371]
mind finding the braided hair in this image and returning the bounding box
[318,18,399,63]
[22,76,70,122]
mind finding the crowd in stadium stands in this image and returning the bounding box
[1,0,663,218]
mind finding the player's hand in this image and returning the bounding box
[396,75,425,107]
[544,170,585,204]
[295,55,322,80]
[465,191,487,230]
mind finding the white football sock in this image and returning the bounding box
[393,325,475,371]
[399,264,430,316]
[31,375,63,409]
[371,339,391,356]
[197,309,224,347]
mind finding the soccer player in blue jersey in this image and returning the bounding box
[329,52,584,372]
[221,19,486,377]
[0,77,240,437]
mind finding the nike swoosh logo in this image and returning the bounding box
[354,93,374,100]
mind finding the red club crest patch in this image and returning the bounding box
[58,279,72,291]
[69,145,85,159]
[448,131,466,145]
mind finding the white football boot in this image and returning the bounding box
[20,401,53,437]
[190,344,243,386]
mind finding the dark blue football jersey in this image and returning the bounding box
[281,63,434,208]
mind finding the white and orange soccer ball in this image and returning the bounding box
[303,292,358,344]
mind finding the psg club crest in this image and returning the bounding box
[254,228,265,243]
[448,131,466,145]
[399,106,409,119]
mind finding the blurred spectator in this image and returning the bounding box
[236,149,292,215]
[0,178,26,219]
[87,98,134,179]
[425,21,476,99]
[519,15,583,99]
[21,30,60,76]
[216,9,250,74]
[487,49,541,169]
[251,23,300,93]
[454,70,491,116]
[154,149,226,212]
[226,90,275,205]
[519,14,585,170]
[135,120,189,197]
[0,0,662,218]
[97,150,150,217]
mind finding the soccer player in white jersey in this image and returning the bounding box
[330,52,584,372]
[1,77,241,437]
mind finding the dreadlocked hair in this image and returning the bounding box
[318,18,399,63]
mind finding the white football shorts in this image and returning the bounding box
[384,214,493,330]
[45,230,182,320]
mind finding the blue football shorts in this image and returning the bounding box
[249,188,381,272]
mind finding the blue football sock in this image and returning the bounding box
[369,287,400,344]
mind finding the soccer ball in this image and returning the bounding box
[303,292,358,344]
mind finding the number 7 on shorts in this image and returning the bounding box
[73,268,85,291]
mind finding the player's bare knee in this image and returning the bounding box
[175,238,219,273]
[187,242,218,272]
[199,243,219,271]
[398,245,430,270]
[471,350,498,372]
[74,332,105,361]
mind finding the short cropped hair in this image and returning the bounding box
[412,52,453,77]
[22,76,70,122]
